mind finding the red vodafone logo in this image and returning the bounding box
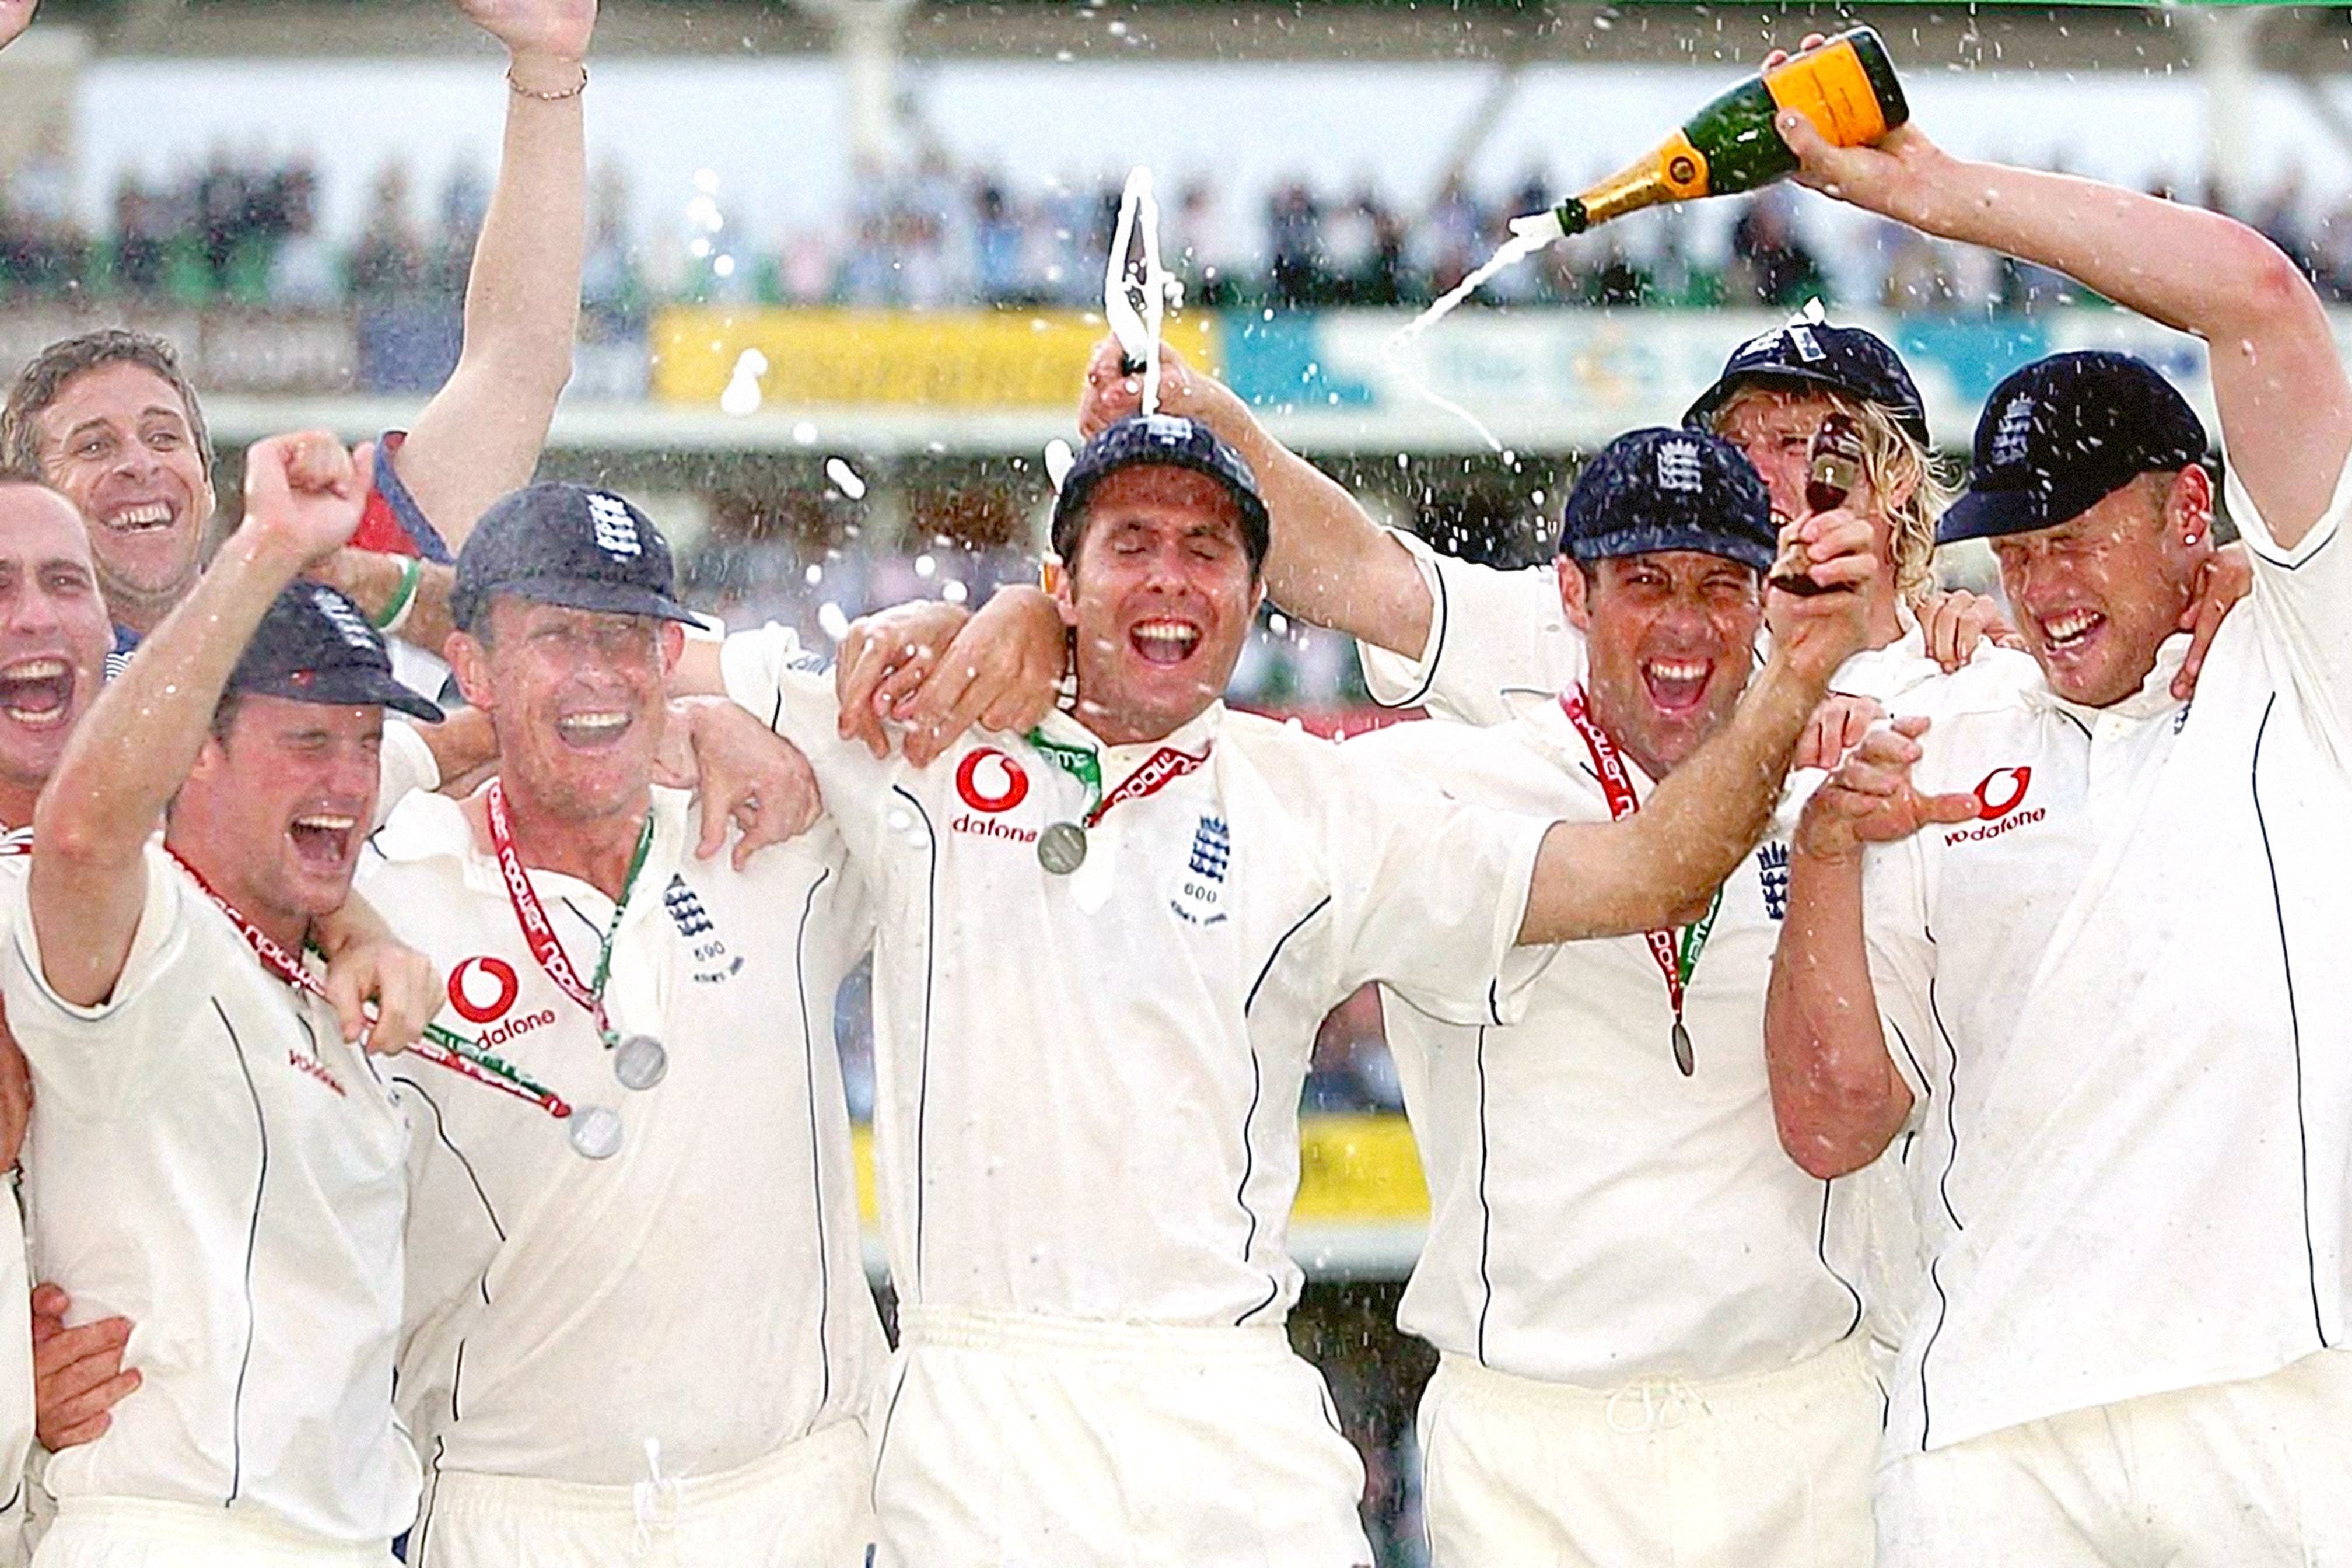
[956,747,1030,814]
[448,956,521,1024]
[1973,766,2032,821]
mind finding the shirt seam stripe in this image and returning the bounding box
[794,867,836,1409]
[1236,895,1333,1325]
[1473,1026,1494,1368]
[2249,692,2329,1349]
[212,997,267,1508]
[891,785,940,1297]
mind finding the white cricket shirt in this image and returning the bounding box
[1345,698,1877,1386]
[360,786,883,1486]
[1860,452,2352,1454]
[723,626,1555,1326]
[1356,526,1947,723]
[0,858,38,1567]
[2,844,418,1543]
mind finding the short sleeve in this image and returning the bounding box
[1321,746,1555,1028]
[1354,529,1584,726]
[3,851,199,1105]
[2228,449,2352,760]
[718,622,902,867]
[374,719,442,831]
[1859,836,1937,1115]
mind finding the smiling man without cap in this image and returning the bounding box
[716,411,1873,1564]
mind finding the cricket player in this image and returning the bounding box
[0,0,594,688]
[365,483,1041,1567]
[1311,428,1878,1566]
[0,472,118,1565]
[1763,97,2352,1563]
[717,411,1872,1564]
[1,432,442,1565]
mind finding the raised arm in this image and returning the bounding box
[30,434,366,1005]
[1781,113,2352,550]
[1517,512,1873,943]
[391,0,595,545]
[1763,717,1975,1176]
[1077,337,1434,655]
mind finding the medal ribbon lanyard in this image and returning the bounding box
[1558,689,1723,1077]
[484,779,655,1052]
[164,846,573,1119]
[1023,729,1212,828]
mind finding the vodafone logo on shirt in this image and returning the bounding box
[1945,765,2045,844]
[449,957,522,1023]
[447,956,560,1046]
[953,747,1041,845]
[956,748,1030,813]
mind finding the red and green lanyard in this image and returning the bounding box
[1559,688,1721,1077]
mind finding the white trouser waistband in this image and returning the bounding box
[1439,1332,1874,1434]
[897,1303,1294,1364]
[424,1416,867,1525]
[42,1496,393,1563]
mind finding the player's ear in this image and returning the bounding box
[2166,464,2214,551]
[659,620,687,672]
[446,631,494,712]
[1042,555,1077,627]
[1556,555,1594,632]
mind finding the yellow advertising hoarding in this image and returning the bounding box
[850,1112,1426,1225]
[653,307,1222,408]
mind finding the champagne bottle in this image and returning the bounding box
[1520,29,1908,244]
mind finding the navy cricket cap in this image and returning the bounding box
[1684,313,1931,450]
[1940,351,2208,545]
[1050,414,1272,570]
[452,483,696,632]
[1558,428,1775,575]
[228,581,443,723]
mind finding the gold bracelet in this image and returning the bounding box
[506,62,587,102]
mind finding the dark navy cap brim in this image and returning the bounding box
[473,577,700,626]
[1565,526,1773,576]
[240,668,443,724]
[1938,470,2149,546]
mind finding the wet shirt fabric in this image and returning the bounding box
[722,625,1555,1328]
[1861,452,2352,1455]
[361,786,883,1487]
[1346,699,1881,1386]
[1,846,418,1544]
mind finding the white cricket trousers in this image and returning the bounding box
[1419,1334,1880,1567]
[407,1416,871,1568]
[1878,1346,2352,1567]
[32,1497,394,1567]
[872,1304,1376,1568]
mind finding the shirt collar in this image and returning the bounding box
[1035,699,1226,764]
[1507,685,1661,793]
[373,781,691,905]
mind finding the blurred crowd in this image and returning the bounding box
[15,142,2352,318]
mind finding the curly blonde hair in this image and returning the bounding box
[1710,385,1961,606]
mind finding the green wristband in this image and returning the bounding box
[372,555,424,634]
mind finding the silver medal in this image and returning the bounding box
[1037,821,1089,876]
[568,1104,624,1161]
[612,1034,668,1091]
[1670,1020,1695,1077]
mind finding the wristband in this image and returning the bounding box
[507,62,587,102]
[373,555,424,636]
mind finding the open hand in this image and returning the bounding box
[659,696,824,869]
[32,1284,140,1451]
[1794,715,1978,862]
[457,0,596,67]
[2174,541,2252,700]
